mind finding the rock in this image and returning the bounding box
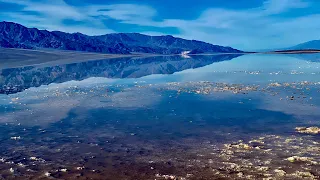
[9,168,14,173]
[29,157,38,161]
[295,127,320,134]
[76,166,84,170]
[60,168,67,172]
[291,171,316,179]
[249,140,265,149]
[29,156,45,162]
[274,169,286,176]
[287,156,313,163]
[17,162,26,168]
[44,172,51,177]
[269,82,282,87]
[10,136,21,140]
[237,172,244,178]
[257,166,269,171]
[287,157,295,162]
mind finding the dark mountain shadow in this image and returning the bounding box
[0,54,242,94]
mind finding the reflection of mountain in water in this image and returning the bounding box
[288,53,320,62]
[0,54,241,94]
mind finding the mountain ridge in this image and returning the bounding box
[288,40,320,50]
[0,21,242,54]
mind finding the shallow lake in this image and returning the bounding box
[0,54,319,179]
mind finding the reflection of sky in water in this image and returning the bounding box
[143,54,320,84]
[1,54,320,128]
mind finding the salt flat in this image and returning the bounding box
[0,48,135,69]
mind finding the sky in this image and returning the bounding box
[0,0,319,50]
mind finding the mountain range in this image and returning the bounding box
[0,21,242,54]
[288,40,320,50]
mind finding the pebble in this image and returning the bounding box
[287,156,313,163]
[76,166,84,170]
[44,172,51,177]
[9,168,14,173]
[274,169,286,176]
[60,168,68,172]
[10,136,21,140]
[30,157,38,161]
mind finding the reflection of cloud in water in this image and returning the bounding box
[0,98,80,126]
[173,54,320,84]
[0,79,162,126]
[258,94,320,118]
[81,88,162,109]
[108,89,161,108]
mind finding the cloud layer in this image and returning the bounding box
[0,0,319,50]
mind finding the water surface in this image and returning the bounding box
[0,54,319,179]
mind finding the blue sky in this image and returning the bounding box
[0,0,319,50]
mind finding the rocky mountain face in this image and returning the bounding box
[0,21,242,54]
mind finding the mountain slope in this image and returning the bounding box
[289,40,320,50]
[0,21,242,54]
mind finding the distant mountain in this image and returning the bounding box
[0,21,242,54]
[288,40,320,50]
[0,54,242,94]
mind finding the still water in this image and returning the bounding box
[0,54,319,179]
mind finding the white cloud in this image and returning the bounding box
[0,0,114,35]
[85,0,316,50]
[0,0,318,50]
[262,0,309,14]
[88,4,156,21]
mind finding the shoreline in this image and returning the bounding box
[1,48,320,69]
